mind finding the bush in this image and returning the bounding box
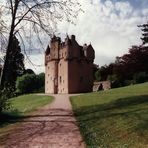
[107,74,118,82]
[95,70,101,81]
[16,73,45,94]
[16,74,37,94]
[133,72,148,84]
[0,88,12,113]
[123,80,136,86]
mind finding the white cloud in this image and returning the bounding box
[56,0,148,67]
[1,0,148,73]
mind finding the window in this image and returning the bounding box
[59,76,62,83]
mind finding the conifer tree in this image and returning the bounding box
[2,36,25,90]
[139,22,148,44]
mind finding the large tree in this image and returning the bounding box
[4,35,25,89]
[0,0,80,89]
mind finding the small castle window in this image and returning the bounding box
[47,81,48,84]
[59,76,62,83]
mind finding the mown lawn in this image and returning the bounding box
[0,94,53,145]
[0,94,53,127]
[71,82,148,148]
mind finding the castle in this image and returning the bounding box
[45,35,95,94]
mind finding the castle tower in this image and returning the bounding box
[45,35,60,94]
[45,35,95,94]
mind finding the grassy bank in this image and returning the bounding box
[71,82,148,148]
[0,94,53,127]
[0,94,53,145]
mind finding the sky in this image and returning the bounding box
[1,0,148,73]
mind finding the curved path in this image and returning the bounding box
[3,94,85,148]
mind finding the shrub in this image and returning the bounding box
[16,73,45,94]
[16,74,38,94]
[95,70,101,81]
[133,72,148,84]
[107,74,118,82]
[36,73,45,92]
[0,88,12,113]
[123,80,136,86]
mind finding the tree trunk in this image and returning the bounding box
[0,1,19,90]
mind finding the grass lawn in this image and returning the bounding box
[0,94,53,127]
[71,82,148,148]
[0,94,53,145]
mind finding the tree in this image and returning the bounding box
[0,0,80,89]
[24,69,35,75]
[139,22,148,44]
[16,73,45,94]
[3,35,25,89]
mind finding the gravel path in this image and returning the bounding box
[3,94,85,148]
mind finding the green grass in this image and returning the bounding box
[0,94,53,145]
[71,82,148,148]
[9,94,53,114]
[0,94,53,127]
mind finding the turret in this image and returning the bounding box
[83,44,95,62]
[50,35,61,60]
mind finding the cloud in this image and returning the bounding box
[56,0,148,67]
[1,0,147,73]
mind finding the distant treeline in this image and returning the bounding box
[94,22,148,87]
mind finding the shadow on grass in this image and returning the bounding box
[0,110,23,128]
[0,108,74,128]
[74,95,148,131]
[74,95,148,115]
[73,95,148,147]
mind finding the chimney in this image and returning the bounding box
[71,35,75,40]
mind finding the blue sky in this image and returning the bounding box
[115,0,148,9]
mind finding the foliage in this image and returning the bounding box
[139,22,148,44]
[16,74,37,94]
[95,70,101,81]
[2,36,25,90]
[24,69,35,75]
[133,72,148,84]
[36,73,45,92]
[16,73,45,94]
[107,74,117,81]
[0,87,14,113]
[96,45,148,87]
[71,82,148,147]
